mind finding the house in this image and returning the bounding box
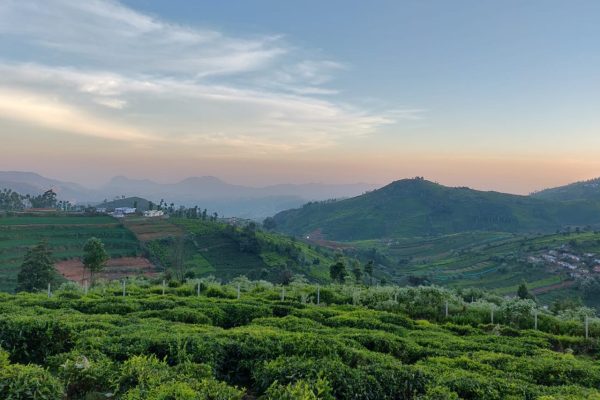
[96,207,107,213]
[115,207,136,215]
[143,210,164,217]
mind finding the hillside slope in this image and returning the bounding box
[125,217,336,282]
[273,178,600,240]
[533,177,600,202]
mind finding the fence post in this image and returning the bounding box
[162,279,166,295]
[122,280,126,297]
[585,316,589,340]
[197,282,201,297]
[47,283,51,298]
[445,300,449,318]
[491,307,494,324]
[237,283,241,300]
[317,285,320,305]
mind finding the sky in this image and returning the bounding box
[0,0,599,193]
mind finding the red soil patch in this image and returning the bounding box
[56,257,159,284]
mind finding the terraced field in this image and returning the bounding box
[131,217,336,282]
[0,214,141,291]
[350,230,600,305]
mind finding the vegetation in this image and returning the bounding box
[533,177,600,202]
[138,217,338,283]
[16,241,57,292]
[273,178,600,240]
[0,214,140,292]
[0,280,599,399]
[83,237,110,285]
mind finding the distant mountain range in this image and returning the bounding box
[273,178,600,240]
[0,171,378,219]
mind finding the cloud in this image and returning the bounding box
[0,0,412,154]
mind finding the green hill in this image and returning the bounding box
[273,178,600,241]
[125,217,336,282]
[533,177,600,202]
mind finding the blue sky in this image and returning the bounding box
[0,0,599,192]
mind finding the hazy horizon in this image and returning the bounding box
[1,1,599,194]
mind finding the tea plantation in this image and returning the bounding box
[1,280,600,399]
[0,215,140,292]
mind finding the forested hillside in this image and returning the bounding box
[273,178,600,241]
[533,177,600,202]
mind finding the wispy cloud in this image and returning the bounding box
[0,0,413,154]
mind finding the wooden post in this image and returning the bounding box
[47,283,51,298]
[585,316,589,339]
[445,300,449,318]
[491,307,494,324]
[162,279,166,295]
[237,283,241,300]
[197,282,201,297]
[317,285,320,305]
[122,280,126,297]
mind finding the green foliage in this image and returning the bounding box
[16,240,56,292]
[0,363,64,399]
[83,237,110,283]
[273,178,600,240]
[0,282,598,399]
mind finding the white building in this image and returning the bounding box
[115,207,137,215]
[143,210,164,217]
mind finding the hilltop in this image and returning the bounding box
[273,178,600,241]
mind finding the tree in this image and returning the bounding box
[517,281,533,300]
[263,217,277,231]
[30,189,57,208]
[16,241,56,292]
[351,259,363,283]
[83,237,109,285]
[364,260,374,286]
[329,261,347,283]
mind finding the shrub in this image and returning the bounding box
[0,363,64,399]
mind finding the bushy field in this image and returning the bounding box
[0,215,140,292]
[1,281,599,399]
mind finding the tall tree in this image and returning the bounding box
[83,237,109,285]
[351,259,363,283]
[16,241,56,292]
[329,261,347,283]
[364,260,374,286]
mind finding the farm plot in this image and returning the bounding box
[0,214,142,292]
